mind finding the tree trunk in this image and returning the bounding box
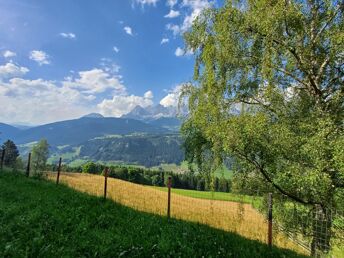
[311,205,332,256]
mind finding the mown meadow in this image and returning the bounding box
[0,171,308,257]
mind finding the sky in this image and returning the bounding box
[0,0,219,125]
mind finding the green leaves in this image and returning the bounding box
[31,139,49,174]
[182,0,344,207]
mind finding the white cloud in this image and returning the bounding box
[175,47,193,57]
[167,0,178,8]
[166,23,181,36]
[113,46,120,53]
[175,47,184,57]
[134,0,159,6]
[59,32,76,39]
[99,58,121,73]
[144,90,154,99]
[29,50,50,65]
[124,26,133,36]
[98,93,154,117]
[180,0,211,32]
[64,68,125,94]
[0,60,154,124]
[165,0,212,36]
[0,63,29,79]
[3,50,16,58]
[160,84,183,107]
[161,38,169,44]
[164,9,180,18]
[0,77,95,124]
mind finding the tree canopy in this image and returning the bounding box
[182,1,343,253]
[31,139,49,174]
[182,0,343,208]
[1,140,19,167]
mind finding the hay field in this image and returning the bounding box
[45,172,307,254]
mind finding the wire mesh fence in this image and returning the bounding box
[271,197,344,257]
[41,167,343,256]
[48,169,343,257]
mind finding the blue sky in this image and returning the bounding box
[0,0,218,125]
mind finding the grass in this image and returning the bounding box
[150,186,260,205]
[67,158,88,167]
[151,161,233,179]
[48,147,81,164]
[43,172,307,255]
[0,171,307,257]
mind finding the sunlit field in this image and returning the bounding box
[45,172,307,255]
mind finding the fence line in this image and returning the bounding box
[0,149,5,170]
[56,157,62,185]
[167,176,171,219]
[104,167,108,200]
[45,171,307,254]
[14,157,342,257]
[26,152,31,177]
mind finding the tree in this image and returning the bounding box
[218,177,230,193]
[82,162,98,174]
[31,139,49,174]
[2,140,19,167]
[182,0,343,254]
[196,178,205,191]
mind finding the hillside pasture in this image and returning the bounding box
[0,171,307,257]
[45,172,307,255]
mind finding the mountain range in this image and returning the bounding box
[122,104,178,121]
[0,105,182,145]
[0,105,184,167]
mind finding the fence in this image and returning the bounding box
[46,165,344,256]
[1,155,343,257]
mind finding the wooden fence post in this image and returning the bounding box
[26,153,31,177]
[0,148,5,170]
[56,157,62,185]
[104,167,108,200]
[167,176,172,219]
[268,193,273,247]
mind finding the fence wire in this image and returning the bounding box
[10,159,342,258]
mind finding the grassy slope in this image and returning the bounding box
[150,186,259,204]
[0,172,306,258]
[151,161,233,179]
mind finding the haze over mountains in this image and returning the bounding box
[0,105,181,144]
[0,104,184,167]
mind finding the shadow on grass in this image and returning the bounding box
[0,172,308,257]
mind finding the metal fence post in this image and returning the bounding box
[268,193,273,247]
[26,153,31,177]
[104,167,108,200]
[0,148,5,170]
[56,157,62,185]
[167,176,172,219]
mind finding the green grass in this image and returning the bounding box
[151,161,233,179]
[0,171,306,258]
[150,186,261,205]
[48,147,82,164]
[67,158,88,167]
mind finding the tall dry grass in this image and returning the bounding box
[45,172,307,254]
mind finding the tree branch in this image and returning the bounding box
[234,149,319,206]
[314,4,343,41]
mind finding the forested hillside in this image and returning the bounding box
[14,117,168,146]
[45,134,184,167]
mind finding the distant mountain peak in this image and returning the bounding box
[130,105,151,116]
[82,113,104,119]
[122,104,177,121]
